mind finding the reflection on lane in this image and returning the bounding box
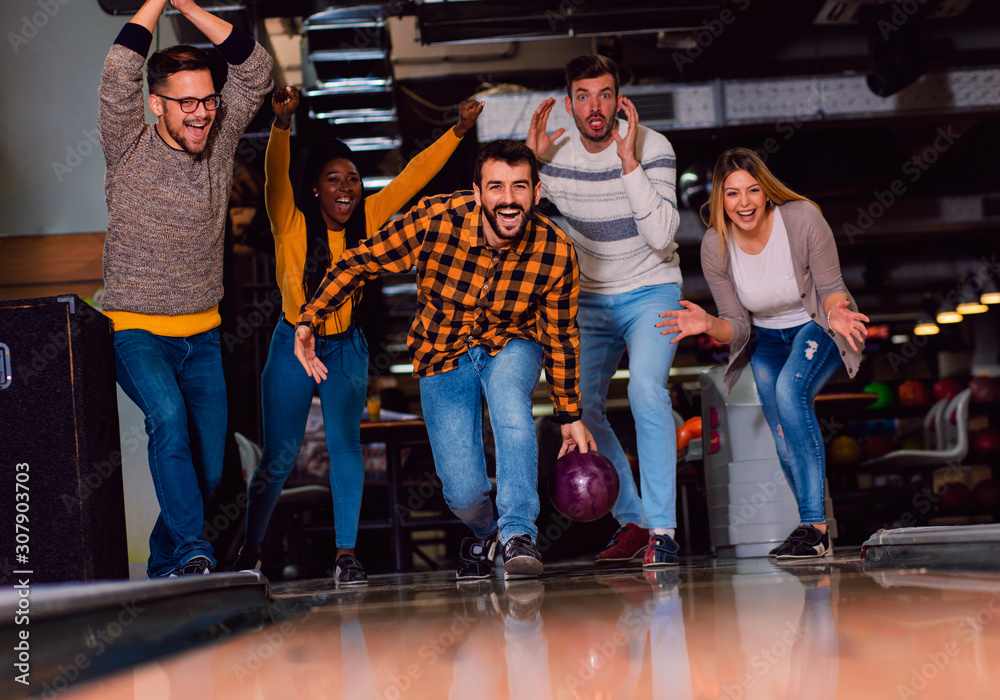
[60,560,1000,699]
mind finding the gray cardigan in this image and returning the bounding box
[700,200,863,394]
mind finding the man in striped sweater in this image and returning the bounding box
[527,55,684,567]
[98,0,273,577]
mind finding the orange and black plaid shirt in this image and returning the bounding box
[297,190,582,423]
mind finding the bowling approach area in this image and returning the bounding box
[4,526,1000,699]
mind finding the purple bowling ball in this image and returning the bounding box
[547,450,620,522]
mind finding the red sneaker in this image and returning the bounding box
[595,523,649,563]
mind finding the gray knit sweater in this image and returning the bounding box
[98,24,273,318]
[538,121,682,295]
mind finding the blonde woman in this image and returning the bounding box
[658,148,868,558]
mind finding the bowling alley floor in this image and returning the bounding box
[6,542,1000,700]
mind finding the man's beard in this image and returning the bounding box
[165,117,214,157]
[575,111,613,144]
[484,202,531,241]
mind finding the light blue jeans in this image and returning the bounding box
[419,339,543,546]
[246,318,368,549]
[578,284,683,530]
[114,328,227,577]
[748,322,843,525]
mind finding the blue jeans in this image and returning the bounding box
[114,328,227,577]
[749,322,842,525]
[578,284,683,530]
[419,340,543,545]
[246,318,368,549]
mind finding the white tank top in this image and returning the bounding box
[729,208,813,329]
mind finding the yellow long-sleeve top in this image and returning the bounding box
[265,124,463,335]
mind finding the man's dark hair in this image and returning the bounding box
[564,54,620,97]
[474,140,539,189]
[147,45,213,94]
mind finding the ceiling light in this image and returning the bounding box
[956,287,988,315]
[862,4,926,97]
[913,310,939,336]
[980,278,1000,305]
[936,301,962,325]
[956,300,988,315]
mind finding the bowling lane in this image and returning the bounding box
[54,556,1000,700]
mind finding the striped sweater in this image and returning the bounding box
[98,23,273,336]
[538,121,682,294]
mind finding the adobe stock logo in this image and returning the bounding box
[672,0,752,73]
[8,0,75,54]
[843,125,960,243]
[51,128,101,182]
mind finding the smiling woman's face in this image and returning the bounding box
[314,157,363,229]
[722,169,768,232]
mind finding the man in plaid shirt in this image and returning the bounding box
[294,139,595,579]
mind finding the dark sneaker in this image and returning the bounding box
[168,555,213,577]
[596,523,649,563]
[502,535,543,578]
[334,555,369,586]
[768,533,797,558]
[457,535,497,580]
[642,533,680,567]
[776,525,832,559]
[232,541,262,572]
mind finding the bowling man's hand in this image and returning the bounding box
[559,420,597,458]
[293,325,328,383]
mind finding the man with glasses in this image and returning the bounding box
[98,0,272,577]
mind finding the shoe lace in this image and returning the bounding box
[505,535,533,554]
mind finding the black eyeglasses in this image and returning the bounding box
[155,93,222,113]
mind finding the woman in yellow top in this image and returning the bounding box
[234,86,482,582]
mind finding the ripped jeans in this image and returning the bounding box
[748,321,843,525]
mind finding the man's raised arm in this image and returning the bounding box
[166,0,235,45]
[127,0,170,33]
[99,0,169,166]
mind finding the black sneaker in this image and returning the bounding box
[768,532,797,558]
[776,525,832,559]
[232,541,262,572]
[168,555,213,577]
[457,535,497,580]
[502,535,543,578]
[334,555,369,586]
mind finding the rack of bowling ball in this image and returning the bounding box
[825,376,1000,529]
